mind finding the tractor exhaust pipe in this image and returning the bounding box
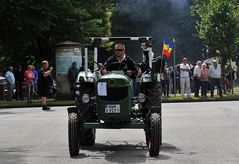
[84,47,88,78]
[149,45,152,69]
[94,47,98,71]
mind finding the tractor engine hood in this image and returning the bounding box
[98,72,130,88]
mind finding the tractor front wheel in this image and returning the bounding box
[147,113,161,157]
[68,112,80,156]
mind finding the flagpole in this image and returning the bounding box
[161,41,165,74]
[173,38,176,97]
[162,40,165,57]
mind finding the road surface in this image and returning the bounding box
[0,101,239,164]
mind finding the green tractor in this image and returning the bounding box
[67,37,163,157]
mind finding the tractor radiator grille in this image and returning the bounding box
[99,86,128,101]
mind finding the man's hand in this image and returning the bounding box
[127,70,132,76]
[101,69,108,75]
[181,68,189,72]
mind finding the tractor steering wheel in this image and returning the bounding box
[105,62,129,73]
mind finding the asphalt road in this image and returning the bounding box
[0,101,239,164]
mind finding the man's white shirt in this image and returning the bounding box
[209,65,221,78]
[180,63,190,78]
[193,65,201,77]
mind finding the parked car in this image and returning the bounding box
[0,76,7,100]
[0,76,7,84]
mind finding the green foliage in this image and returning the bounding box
[0,0,114,70]
[191,0,239,69]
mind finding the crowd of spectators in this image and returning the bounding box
[161,58,237,98]
[2,60,54,110]
[1,55,237,105]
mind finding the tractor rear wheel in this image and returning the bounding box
[144,82,162,145]
[80,128,96,146]
[144,82,161,109]
[147,113,161,157]
[68,112,80,156]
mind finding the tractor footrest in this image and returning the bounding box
[83,122,146,129]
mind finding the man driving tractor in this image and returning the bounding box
[101,43,137,79]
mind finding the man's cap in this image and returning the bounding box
[42,60,48,64]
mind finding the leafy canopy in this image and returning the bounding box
[0,0,114,69]
[191,0,239,68]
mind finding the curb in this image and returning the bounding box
[1,97,239,109]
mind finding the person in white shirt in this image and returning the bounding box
[141,42,154,63]
[193,61,202,97]
[209,59,222,97]
[180,58,191,98]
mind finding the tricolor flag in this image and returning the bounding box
[163,41,174,58]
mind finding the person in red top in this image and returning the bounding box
[200,63,209,97]
[24,65,35,105]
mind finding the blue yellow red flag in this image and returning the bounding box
[163,41,174,58]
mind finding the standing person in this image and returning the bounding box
[200,63,209,97]
[193,61,202,97]
[24,65,35,105]
[67,62,79,93]
[225,64,235,94]
[38,60,53,110]
[180,58,191,98]
[170,67,175,94]
[162,63,170,97]
[5,66,15,101]
[140,42,154,74]
[176,66,181,94]
[171,66,181,94]
[141,42,154,63]
[14,65,24,100]
[32,65,39,98]
[209,59,222,97]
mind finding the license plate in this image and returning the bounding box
[105,104,120,113]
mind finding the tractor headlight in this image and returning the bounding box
[137,93,145,103]
[75,90,80,96]
[79,76,85,82]
[82,94,90,103]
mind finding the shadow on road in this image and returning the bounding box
[161,143,182,153]
[74,142,183,163]
[0,111,18,115]
[42,109,56,112]
[0,147,29,164]
[81,141,147,163]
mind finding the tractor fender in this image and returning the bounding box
[150,106,161,113]
[141,73,161,83]
[67,107,79,114]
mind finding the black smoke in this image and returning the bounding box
[111,0,204,64]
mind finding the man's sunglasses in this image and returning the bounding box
[114,49,124,51]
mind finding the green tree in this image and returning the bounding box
[0,0,114,70]
[191,0,239,69]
